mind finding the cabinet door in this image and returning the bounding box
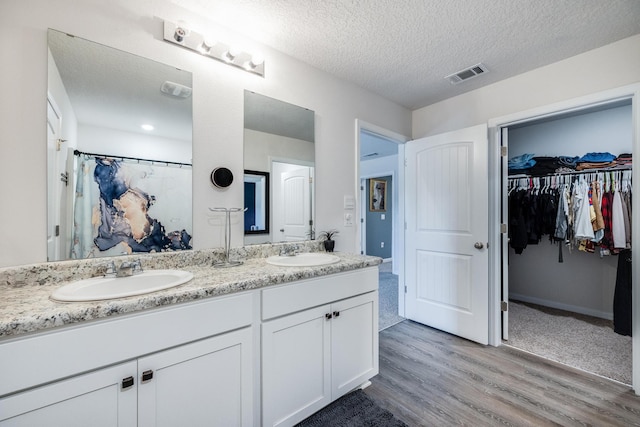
[262,305,331,427]
[331,291,379,399]
[137,328,253,427]
[0,361,137,427]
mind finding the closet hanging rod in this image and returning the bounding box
[73,149,192,167]
[508,165,631,180]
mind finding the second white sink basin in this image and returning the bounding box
[51,269,194,302]
[266,253,340,267]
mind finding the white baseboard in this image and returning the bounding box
[509,293,613,321]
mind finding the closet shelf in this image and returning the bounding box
[508,165,632,180]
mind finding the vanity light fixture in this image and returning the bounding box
[163,20,265,77]
[244,54,264,71]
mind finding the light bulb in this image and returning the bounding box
[197,37,214,54]
[174,20,190,43]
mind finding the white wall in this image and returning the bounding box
[0,0,410,268]
[508,104,632,158]
[78,125,192,164]
[412,35,640,139]
[243,129,314,172]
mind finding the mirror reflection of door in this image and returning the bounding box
[272,162,314,242]
[46,95,63,261]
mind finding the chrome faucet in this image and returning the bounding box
[279,245,299,257]
[104,261,117,278]
[131,259,143,275]
[102,259,143,278]
[116,261,134,278]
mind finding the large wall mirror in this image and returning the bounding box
[243,91,315,244]
[47,29,193,261]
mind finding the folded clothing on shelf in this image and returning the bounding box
[578,152,616,163]
[576,161,618,171]
[508,153,536,170]
[527,157,565,176]
[616,153,632,165]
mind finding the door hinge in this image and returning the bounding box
[55,138,67,151]
[500,223,507,234]
[404,285,407,294]
[500,146,507,157]
[404,158,407,167]
[360,218,364,223]
[55,225,60,237]
[309,177,313,184]
[501,301,508,312]
[60,171,69,186]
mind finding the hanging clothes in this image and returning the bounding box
[612,189,626,249]
[508,168,632,258]
[573,178,595,241]
[613,249,632,336]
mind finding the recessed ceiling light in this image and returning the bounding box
[141,124,154,131]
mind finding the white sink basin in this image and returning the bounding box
[51,270,194,302]
[265,253,340,267]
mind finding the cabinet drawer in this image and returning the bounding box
[262,267,378,320]
[0,292,254,397]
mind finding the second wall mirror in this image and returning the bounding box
[243,91,315,244]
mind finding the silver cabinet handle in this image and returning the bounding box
[474,242,484,249]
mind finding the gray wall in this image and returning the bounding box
[366,176,392,259]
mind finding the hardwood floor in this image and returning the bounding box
[365,320,640,426]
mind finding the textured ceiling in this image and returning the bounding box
[171,0,640,109]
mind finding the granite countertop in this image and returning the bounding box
[0,251,380,340]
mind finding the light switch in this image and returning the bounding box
[381,214,385,220]
[344,212,353,227]
[344,195,355,210]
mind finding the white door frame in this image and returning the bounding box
[356,120,408,316]
[487,83,640,392]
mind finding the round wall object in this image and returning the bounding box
[211,167,234,188]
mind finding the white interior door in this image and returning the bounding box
[46,96,62,261]
[405,124,489,345]
[278,167,311,241]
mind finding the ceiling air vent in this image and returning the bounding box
[445,63,489,85]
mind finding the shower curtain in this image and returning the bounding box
[71,157,192,259]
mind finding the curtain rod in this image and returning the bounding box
[73,149,192,167]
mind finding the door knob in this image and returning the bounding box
[474,242,484,249]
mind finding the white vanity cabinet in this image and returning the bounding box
[0,361,138,426]
[137,327,253,427]
[261,268,379,427]
[0,293,255,427]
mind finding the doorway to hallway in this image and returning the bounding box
[358,123,406,326]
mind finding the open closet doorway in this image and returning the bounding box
[495,90,637,387]
[357,121,407,331]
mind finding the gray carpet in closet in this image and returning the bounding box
[506,301,632,385]
[378,262,404,331]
